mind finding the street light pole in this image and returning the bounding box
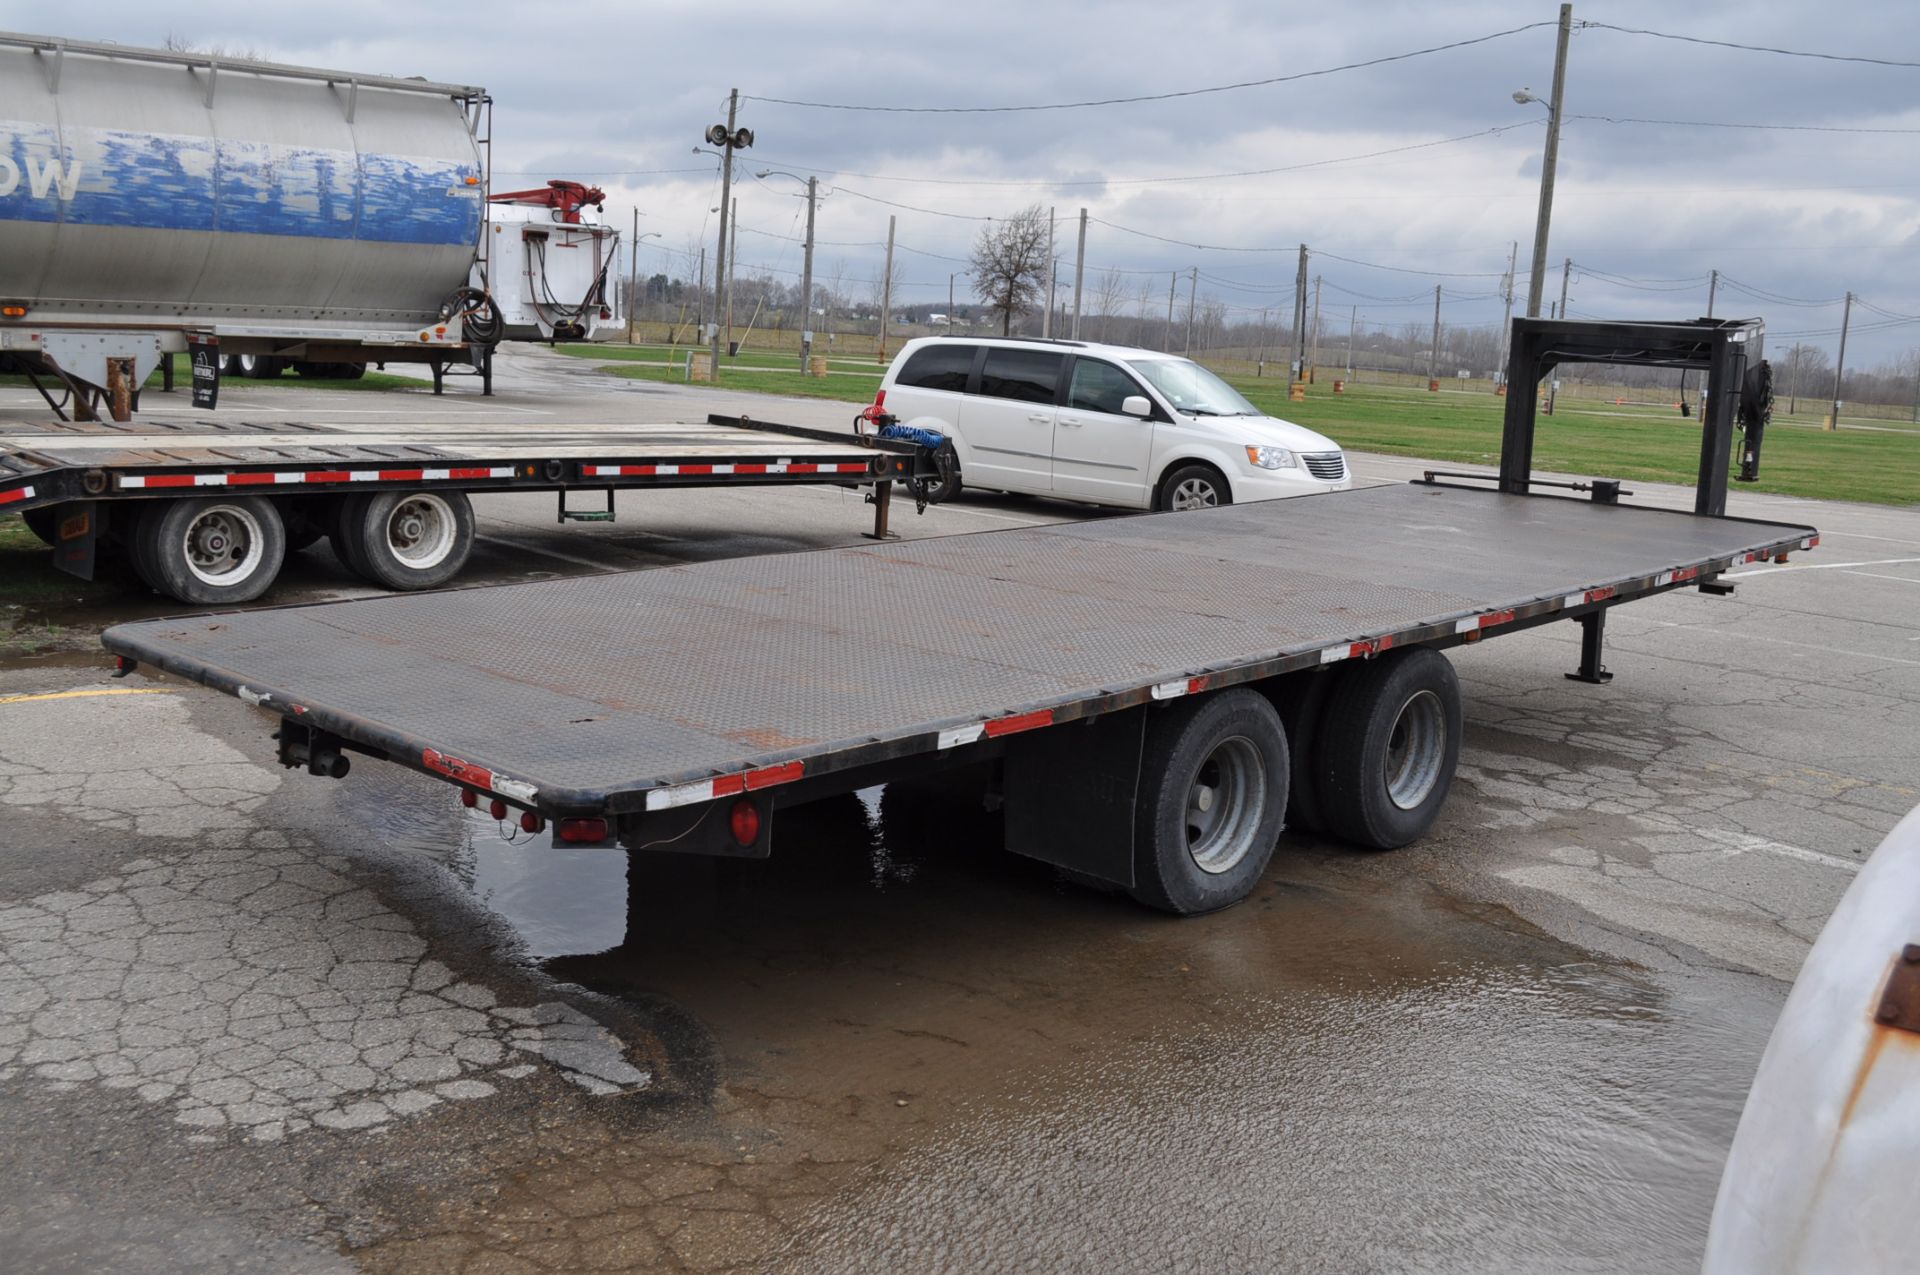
[629,209,639,344]
[1522,4,1573,319]
[710,89,739,375]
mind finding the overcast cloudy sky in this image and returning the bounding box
[8,1,1919,366]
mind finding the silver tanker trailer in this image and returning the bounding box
[0,30,617,419]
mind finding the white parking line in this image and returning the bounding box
[1724,556,1920,577]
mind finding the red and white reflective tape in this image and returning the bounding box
[645,759,806,811]
[936,708,1056,750]
[1561,585,1618,608]
[1655,566,1701,587]
[1452,608,1517,635]
[582,461,870,478]
[0,484,34,506]
[1321,635,1395,664]
[1150,675,1211,701]
[118,466,514,491]
[423,747,537,804]
[1802,536,1819,550]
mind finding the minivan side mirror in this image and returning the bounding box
[1120,395,1152,419]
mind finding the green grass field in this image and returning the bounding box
[557,345,1917,507]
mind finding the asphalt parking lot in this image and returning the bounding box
[2,346,1916,1272]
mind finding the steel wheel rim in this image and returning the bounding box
[182,504,265,587]
[386,496,456,569]
[1384,689,1446,810]
[1171,477,1219,511]
[1185,735,1265,874]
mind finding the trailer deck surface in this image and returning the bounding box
[0,417,879,502]
[103,483,1817,814]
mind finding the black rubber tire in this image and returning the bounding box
[126,501,172,592]
[337,489,475,591]
[20,505,59,546]
[1156,462,1232,513]
[238,355,283,380]
[143,495,286,605]
[335,362,367,381]
[1269,668,1342,834]
[1129,688,1288,915]
[1315,648,1462,850]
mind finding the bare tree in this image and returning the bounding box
[162,33,268,60]
[1091,268,1127,343]
[970,206,1050,336]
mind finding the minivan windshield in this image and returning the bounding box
[1125,358,1261,417]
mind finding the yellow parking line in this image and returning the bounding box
[0,687,168,706]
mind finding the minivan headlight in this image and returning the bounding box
[1245,445,1296,470]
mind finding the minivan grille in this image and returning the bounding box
[1303,452,1346,481]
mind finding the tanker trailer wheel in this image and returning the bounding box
[1129,687,1289,915]
[143,496,287,605]
[335,489,474,590]
[237,355,284,379]
[1314,648,1462,850]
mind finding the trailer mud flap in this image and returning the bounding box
[51,501,99,581]
[1002,706,1145,888]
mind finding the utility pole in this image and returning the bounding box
[1681,268,1718,411]
[1042,207,1056,337]
[1524,4,1574,318]
[1070,208,1088,340]
[1308,275,1323,382]
[697,246,706,339]
[1165,272,1176,352]
[628,209,640,343]
[1184,267,1197,355]
[708,87,741,376]
[948,272,956,325]
[878,214,896,360]
[798,176,817,369]
[1292,244,1309,383]
[1496,241,1516,391]
[1829,291,1853,430]
[1428,285,1442,386]
[1345,305,1357,377]
[1547,258,1571,412]
[727,195,737,353]
[1255,307,1269,376]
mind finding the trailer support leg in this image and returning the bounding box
[1565,609,1614,684]
[864,481,897,541]
[430,361,445,396]
[482,346,494,397]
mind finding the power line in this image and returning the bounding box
[744,23,1555,114]
[1581,21,1920,69]
[1569,113,1920,135]
[1716,275,1845,307]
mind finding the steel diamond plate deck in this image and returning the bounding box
[103,484,1816,811]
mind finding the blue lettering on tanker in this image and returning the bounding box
[0,122,481,247]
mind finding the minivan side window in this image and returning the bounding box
[978,348,1064,404]
[895,344,975,393]
[1067,359,1145,415]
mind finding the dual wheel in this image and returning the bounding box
[1128,648,1461,915]
[114,490,474,605]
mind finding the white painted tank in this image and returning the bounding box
[1704,801,1920,1273]
[0,31,486,334]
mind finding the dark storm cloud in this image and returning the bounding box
[7,0,1918,362]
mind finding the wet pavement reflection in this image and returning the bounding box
[361,770,1774,1274]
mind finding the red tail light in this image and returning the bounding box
[729,798,761,846]
[558,817,610,844]
[488,798,508,820]
[519,811,546,834]
[460,789,478,809]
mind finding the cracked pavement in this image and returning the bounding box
[1,375,1916,1273]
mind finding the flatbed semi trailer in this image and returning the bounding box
[0,413,936,603]
[98,318,1809,915]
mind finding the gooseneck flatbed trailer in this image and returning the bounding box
[0,413,937,603]
[100,319,1815,915]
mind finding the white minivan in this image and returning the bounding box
[876,335,1351,511]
